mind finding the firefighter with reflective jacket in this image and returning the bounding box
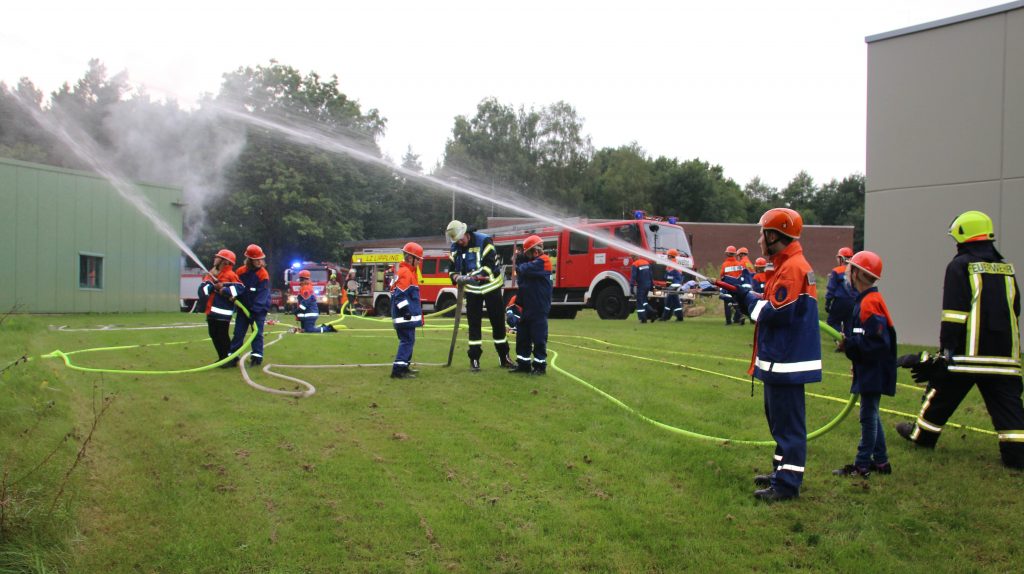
[833,251,897,478]
[737,246,755,271]
[895,211,1024,469]
[660,249,685,322]
[198,249,243,364]
[391,243,425,379]
[825,247,857,332]
[293,270,337,333]
[228,244,271,366]
[446,220,513,371]
[630,254,654,324]
[720,246,746,326]
[508,235,553,375]
[727,208,821,501]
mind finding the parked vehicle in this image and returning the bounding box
[179,267,205,312]
[348,249,454,316]
[283,261,346,313]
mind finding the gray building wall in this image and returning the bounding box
[0,157,184,313]
[866,2,1024,345]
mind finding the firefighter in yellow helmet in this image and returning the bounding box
[896,211,1024,469]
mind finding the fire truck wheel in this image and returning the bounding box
[435,294,457,317]
[594,285,630,320]
[373,295,391,317]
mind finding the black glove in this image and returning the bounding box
[825,298,833,313]
[720,276,750,310]
[403,313,412,321]
[898,352,948,384]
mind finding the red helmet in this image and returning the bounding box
[837,246,853,259]
[755,257,767,268]
[759,208,803,239]
[725,245,737,254]
[298,269,311,279]
[667,248,679,258]
[523,235,543,252]
[216,249,236,265]
[402,242,424,259]
[244,244,265,260]
[737,247,749,255]
[849,251,883,280]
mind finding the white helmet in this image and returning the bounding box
[445,220,467,242]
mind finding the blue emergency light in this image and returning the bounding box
[291,261,301,269]
[633,210,645,220]
[668,216,678,224]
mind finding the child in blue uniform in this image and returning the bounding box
[834,251,897,477]
[229,244,271,366]
[660,249,685,322]
[391,242,425,379]
[293,270,337,333]
[508,235,553,375]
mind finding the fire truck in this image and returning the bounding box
[487,214,694,319]
[179,267,205,312]
[348,249,455,316]
[283,261,346,313]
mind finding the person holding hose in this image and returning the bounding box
[446,220,513,372]
[391,242,425,379]
[507,235,553,375]
[833,251,897,478]
[631,253,654,324]
[229,244,271,366]
[660,249,685,322]
[720,246,745,326]
[726,208,821,502]
[198,249,242,364]
[895,211,1023,469]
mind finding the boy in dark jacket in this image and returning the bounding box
[229,244,271,366]
[391,243,425,379]
[199,249,243,364]
[293,270,337,333]
[508,235,553,375]
[834,251,897,477]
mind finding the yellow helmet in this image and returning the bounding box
[948,210,994,243]
[445,220,467,243]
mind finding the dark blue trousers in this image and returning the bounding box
[764,383,807,496]
[661,293,684,321]
[515,315,548,372]
[230,311,266,358]
[635,287,652,322]
[393,327,416,374]
[299,318,332,333]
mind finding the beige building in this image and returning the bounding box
[865,1,1023,345]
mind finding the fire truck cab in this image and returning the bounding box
[349,249,454,316]
[283,261,346,313]
[488,215,693,319]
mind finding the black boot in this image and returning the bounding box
[470,358,481,372]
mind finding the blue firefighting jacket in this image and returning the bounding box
[449,231,503,295]
[843,287,897,396]
[199,267,242,322]
[295,289,320,322]
[631,258,653,292]
[391,262,424,329]
[737,241,822,386]
[236,265,271,314]
[515,254,553,319]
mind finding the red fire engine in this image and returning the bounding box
[348,249,455,316]
[283,261,346,312]
[487,215,694,319]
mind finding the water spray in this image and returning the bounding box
[13,94,210,274]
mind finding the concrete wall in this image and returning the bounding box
[0,157,184,313]
[866,4,1024,345]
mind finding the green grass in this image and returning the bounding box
[1,308,1021,573]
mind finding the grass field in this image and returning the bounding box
[1,307,1021,573]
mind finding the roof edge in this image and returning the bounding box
[866,1,1024,43]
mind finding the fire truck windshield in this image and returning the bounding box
[288,269,329,282]
[644,223,691,256]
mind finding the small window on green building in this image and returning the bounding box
[79,254,103,289]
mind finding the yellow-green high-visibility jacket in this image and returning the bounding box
[940,241,1021,378]
[449,231,503,295]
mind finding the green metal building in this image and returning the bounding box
[0,157,184,313]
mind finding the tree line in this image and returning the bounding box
[0,60,864,281]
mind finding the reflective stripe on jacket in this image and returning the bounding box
[449,231,503,294]
[392,261,424,328]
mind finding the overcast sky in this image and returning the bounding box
[0,0,1004,189]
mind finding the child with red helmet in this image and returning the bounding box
[391,243,425,379]
[229,244,271,366]
[293,270,337,333]
[198,249,243,364]
[833,251,897,477]
[508,235,553,375]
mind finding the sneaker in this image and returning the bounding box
[832,464,870,477]
[869,462,892,475]
[470,359,481,372]
[753,474,774,487]
[499,356,516,369]
[753,487,797,502]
